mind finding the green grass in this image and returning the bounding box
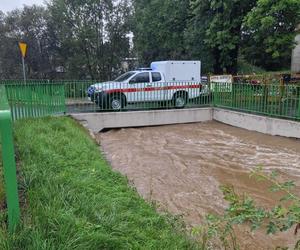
[0,145,4,211]
[0,117,197,250]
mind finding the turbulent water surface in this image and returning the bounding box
[96,121,300,249]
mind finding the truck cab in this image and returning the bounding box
[116,69,164,85]
[88,61,205,110]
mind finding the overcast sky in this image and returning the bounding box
[0,0,47,13]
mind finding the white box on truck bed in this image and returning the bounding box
[150,61,201,82]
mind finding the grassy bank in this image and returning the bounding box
[0,145,4,210]
[0,117,196,249]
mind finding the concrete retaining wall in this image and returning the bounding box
[213,108,300,139]
[72,108,213,132]
[71,108,300,139]
[292,33,300,73]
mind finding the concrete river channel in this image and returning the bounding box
[95,121,300,249]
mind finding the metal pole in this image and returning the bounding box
[22,56,26,84]
[0,86,20,232]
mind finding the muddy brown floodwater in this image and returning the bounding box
[95,121,300,250]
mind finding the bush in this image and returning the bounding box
[193,166,300,249]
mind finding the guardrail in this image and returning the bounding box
[1,80,211,112]
[0,85,20,232]
[5,83,66,120]
[1,80,300,121]
[213,82,300,120]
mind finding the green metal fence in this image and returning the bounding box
[0,85,20,232]
[1,80,212,112]
[213,82,300,120]
[5,83,66,120]
[1,80,300,121]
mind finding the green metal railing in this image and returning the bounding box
[1,80,93,113]
[1,80,211,112]
[0,86,20,232]
[5,83,66,120]
[1,80,300,121]
[213,82,300,120]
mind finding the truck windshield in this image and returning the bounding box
[114,72,136,82]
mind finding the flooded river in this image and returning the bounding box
[96,121,300,249]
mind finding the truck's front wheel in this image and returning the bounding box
[173,92,188,108]
[108,94,126,111]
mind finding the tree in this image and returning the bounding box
[184,0,215,73]
[133,0,190,66]
[0,6,53,79]
[186,0,257,74]
[0,11,20,79]
[48,0,131,80]
[242,0,300,71]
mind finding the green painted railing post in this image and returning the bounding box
[0,86,20,232]
[212,82,217,106]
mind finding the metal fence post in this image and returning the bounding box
[0,86,20,232]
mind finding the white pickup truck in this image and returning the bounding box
[87,61,205,110]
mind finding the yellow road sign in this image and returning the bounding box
[18,42,27,58]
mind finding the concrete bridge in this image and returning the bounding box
[71,107,300,139]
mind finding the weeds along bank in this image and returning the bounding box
[0,117,196,249]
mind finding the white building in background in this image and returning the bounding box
[291,25,300,73]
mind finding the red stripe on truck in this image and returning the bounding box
[105,84,201,94]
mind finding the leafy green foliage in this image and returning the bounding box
[48,0,132,80]
[237,58,266,74]
[0,6,52,79]
[193,167,300,249]
[134,0,299,74]
[0,1,132,80]
[0,0,299,77]
[134,0,257,73]
[187,0,257,74]
[0,117,197,249]
[242,0,300,71]
[133,0,190,65]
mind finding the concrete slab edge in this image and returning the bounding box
[71,108,300,139]
[71,108,213,132]
[213,108,300,139]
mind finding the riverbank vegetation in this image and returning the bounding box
[0,146,4,212]
[0,117,196,249]
[193,167,300,249]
